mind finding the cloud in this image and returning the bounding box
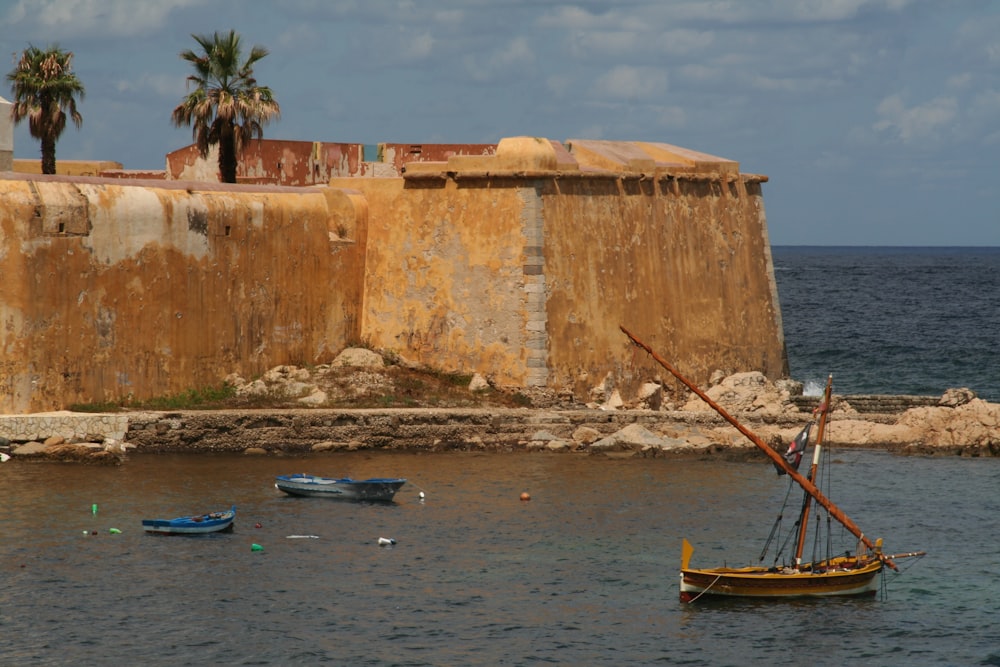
[402,31,436,60]
[115,72,186,99]
[5,0,199,37]
[592,66,668,100]
[656,106,687,128]
[657,28,715,55]
[873,94,958,142]
[463,36,534,83]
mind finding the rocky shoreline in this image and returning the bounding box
[2,363,998,464]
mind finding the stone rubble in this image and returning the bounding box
[1,359,998,462]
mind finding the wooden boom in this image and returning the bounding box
[619,325,898,571]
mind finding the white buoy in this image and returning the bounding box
[377,537,396,546]
[419,491,425,499]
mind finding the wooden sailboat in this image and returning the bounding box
[620,326,924,602]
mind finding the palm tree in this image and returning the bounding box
[6,44,85,175]
[171,30,280,183]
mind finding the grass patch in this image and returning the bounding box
[68,383,238,412]
[67,401,124,413]
[139,384,237,410]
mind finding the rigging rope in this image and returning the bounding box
[760,478,797,566]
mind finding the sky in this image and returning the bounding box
[2,0,998,246]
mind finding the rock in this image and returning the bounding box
[589,372,614,403]
[590,423,685,453]
[939,387,976,407]
[22,442,122,464]
[103,439,130,460]
[898,399,1000,447]
[284,381,317,398]
[263,365,304,383]
[332,348,385,368]
[775,378,804,397]
[297,390,328,406]
[572,426,601,445]
[12,441,47,456]
[601,389,623,411]
[311,440,354,452]
[636,382,663,410]
[243,447,268,456]
[237,379,270,396]
[468,373,490,391]
[44,435,65,447]
[709,369,729,386]
[680,371,797,416]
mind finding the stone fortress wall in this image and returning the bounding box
[1,133,786,414]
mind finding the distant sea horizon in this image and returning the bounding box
[770,245,1000,401]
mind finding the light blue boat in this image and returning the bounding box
[275,474,406,501]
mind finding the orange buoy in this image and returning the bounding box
[520,492,531,501]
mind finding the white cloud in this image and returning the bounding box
[593,65,667,100]
[656,106,687,128]
[946,72,972,89]
[115,72,186,98]
[537,6,604,31]
[873,94,958,142]
[658,28,715,55]
[402,31,436,60]
[6,0,199,37]
[463,36,534,82]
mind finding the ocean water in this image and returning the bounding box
[772,246,1000,401]
[3,246,998,666]
[1,450,997,666]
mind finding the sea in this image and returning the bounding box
[1,246,998,666]
[772,246,1000,401]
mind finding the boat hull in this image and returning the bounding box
[275,474,406,501]
[142,507,236,535]
[680,557,882,602]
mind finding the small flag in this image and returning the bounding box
[776,422,812,475]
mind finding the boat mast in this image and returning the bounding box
[793,375,832,567]
[619,325,898,571]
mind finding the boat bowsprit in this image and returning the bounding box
[620,325,925,602]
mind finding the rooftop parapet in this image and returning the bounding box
[400,136,751,181]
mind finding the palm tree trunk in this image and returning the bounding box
[218,123,238,183]
[41,136,57,175]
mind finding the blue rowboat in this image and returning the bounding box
[275,474,406,501]
[141,506,236,535]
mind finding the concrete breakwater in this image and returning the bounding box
[3,391,992,461]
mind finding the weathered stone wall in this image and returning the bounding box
[2,135,786,413]
[332,136,786,397]
[0,174,367,413]
[542,145,784,400]
[328,173,535,387]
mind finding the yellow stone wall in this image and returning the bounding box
[1,136,786,412]
[541,173,785,399]
[328,175,536,386]
[334,137,787,398]
[13,158,123,176]
[0,175,366,413]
